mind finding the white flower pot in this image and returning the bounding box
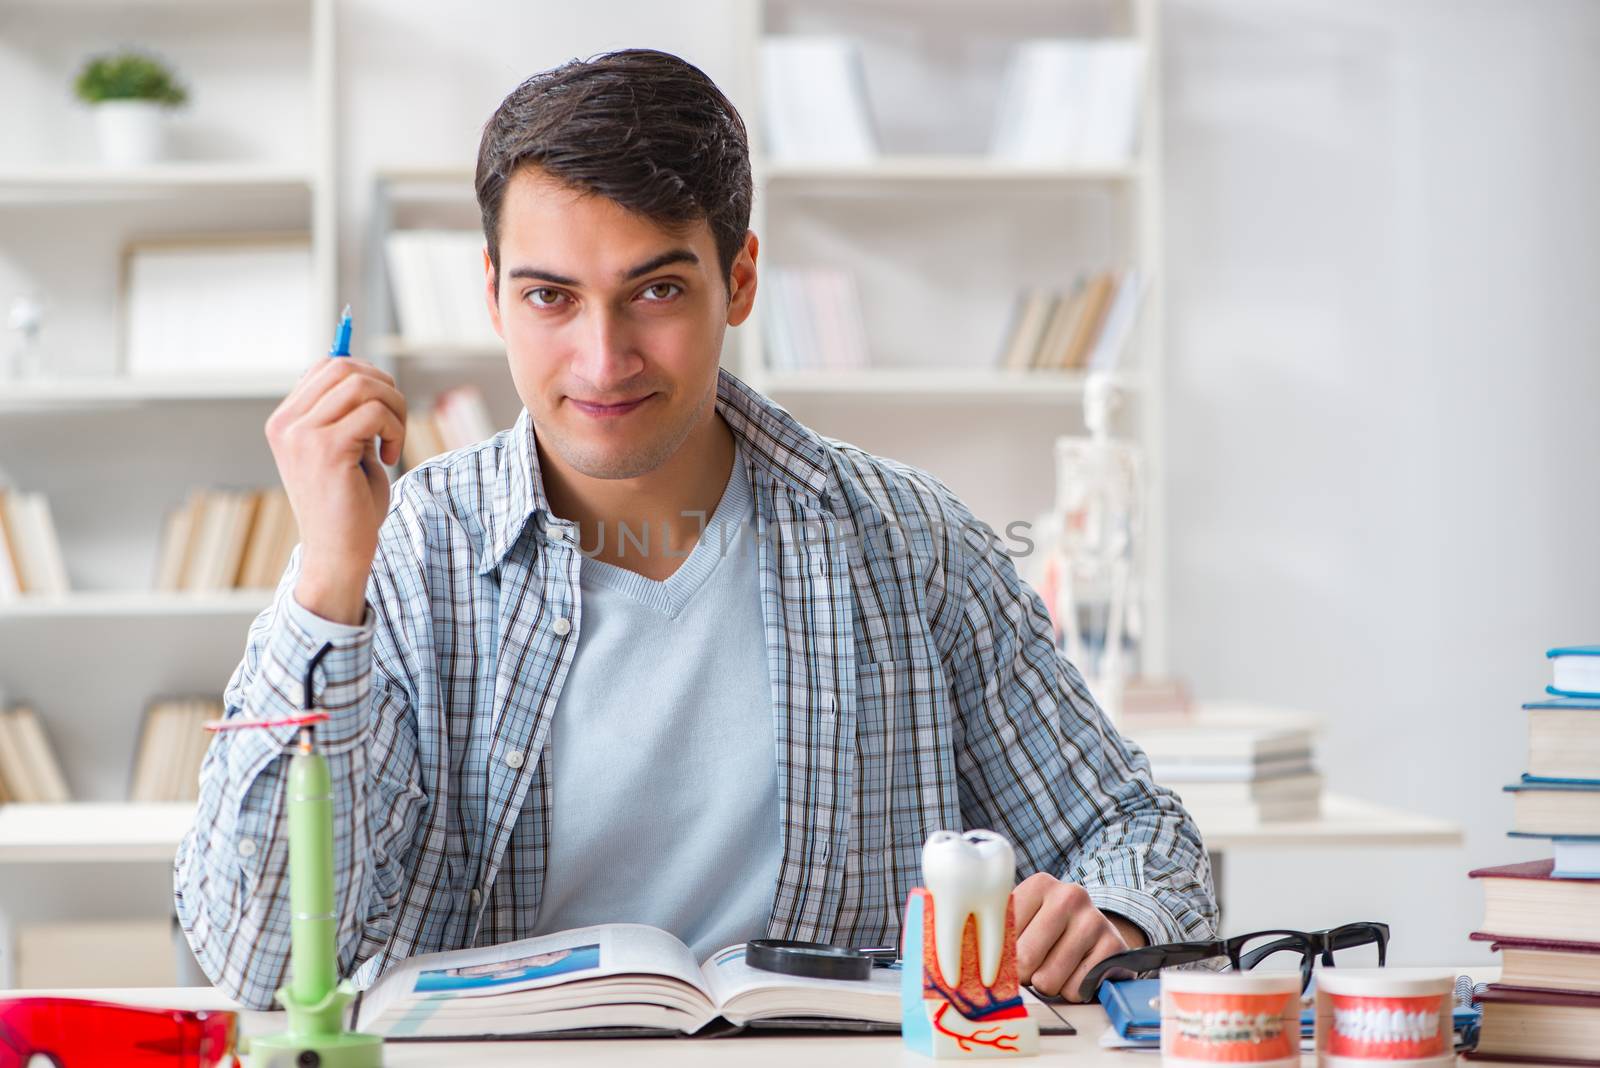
[92,100,167,167]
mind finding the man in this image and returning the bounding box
[175,48,1215,1012]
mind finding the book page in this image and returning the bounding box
[358,923,710,1033]
[698,943,903,1025]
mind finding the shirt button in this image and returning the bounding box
[470,888,482,909]
[552,617,572,636]
[237,838,258,858]
[505,750,525,770]
[824,694,838,714]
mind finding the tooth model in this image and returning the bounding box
[901,830,1040,1058]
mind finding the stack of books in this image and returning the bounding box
[1467,645,1600,1065]
[128,698,221,803]
[402,384,497,470]
[994,269,1143,374]
[761,267,870,373]
[0,487,70,598]
[0,705,72,803]
[1122,716,1321,824]
[154,487,297,592]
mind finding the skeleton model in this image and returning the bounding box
[1030,372,1143,725]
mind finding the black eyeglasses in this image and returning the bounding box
[1076,921,1390,1003]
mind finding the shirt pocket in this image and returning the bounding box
[845,656,960,929]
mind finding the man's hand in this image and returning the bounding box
[1012,873,1147,1000]
[265,357,407,624]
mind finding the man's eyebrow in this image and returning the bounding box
[506,248,700,288]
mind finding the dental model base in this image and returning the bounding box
[902,830,1039,1059]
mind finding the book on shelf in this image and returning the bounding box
[352,922,1069,1040]
[129,698,220,803]
[1547,645,1600,699]
[17,919,178,989]
[993,269,1143,373]
[1172,772,1322,823]
[760,266,869,373]
[122,233,316,379]
[0,705,72,803]
[760,36,876,165]
[0,487,70,598]
[384,229,501,350]
[155,487,297,593]
[1124,720,1320,821]
[402,384,498,470]
[989,39,1145,166]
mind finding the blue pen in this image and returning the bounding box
[327,304,371,471]
[329,303,353,357]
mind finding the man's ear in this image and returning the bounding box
[484,246,504,339]
[726,230,759,328]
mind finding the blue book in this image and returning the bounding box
[1505,774,1600,791]
[1506,832,1600,879]
[1548,645,1600,699]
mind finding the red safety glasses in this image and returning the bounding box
[0,997,239,1068]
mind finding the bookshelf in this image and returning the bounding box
[739,0,1169,673]
[0,0,1171,987]
[0,591,271,620]
[0,0,335,985]
[0,803,195,864]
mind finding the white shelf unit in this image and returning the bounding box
[0,590,272,620]
[0,0,337,986]
[740,0,1169,673]
[0,803,196,864]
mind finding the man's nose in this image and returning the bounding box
[570,307,644,392]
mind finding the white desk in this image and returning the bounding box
[0,985,1483,1065]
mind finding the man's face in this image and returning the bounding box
[485,167,757,481]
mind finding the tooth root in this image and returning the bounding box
[977,898,1005,987]
[933,899,967,988]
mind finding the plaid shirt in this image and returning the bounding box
[174,368,1216,1010]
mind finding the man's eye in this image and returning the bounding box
[527,288,566,307]
[641,282,681,302]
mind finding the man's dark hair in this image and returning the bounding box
[475,48,753,294]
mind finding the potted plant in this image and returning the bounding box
[73,51,189,167]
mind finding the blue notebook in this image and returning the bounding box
[1506,831,1600,879]
[1504,774,1600,792]
[1547,645,1600,699]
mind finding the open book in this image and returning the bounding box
[353,923,1075,1040]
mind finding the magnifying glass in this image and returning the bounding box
[745,939,898,982]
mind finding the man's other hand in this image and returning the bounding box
[1011,873,1147,1000]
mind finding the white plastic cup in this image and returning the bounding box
[1160,969,1302,1068]
[1315,968,1454,1067]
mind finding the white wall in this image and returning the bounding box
[1161,0,1600,962]
[334,0,1600,966]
